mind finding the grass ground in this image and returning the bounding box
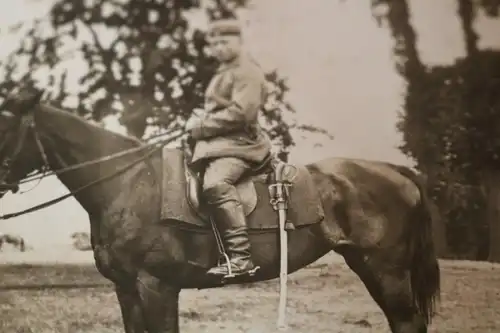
[1,251,500,333]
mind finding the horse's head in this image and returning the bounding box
[0,88,47,198]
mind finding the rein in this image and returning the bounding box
[0,143,164,220]
[5,126,181,186]
[0,109,180,220]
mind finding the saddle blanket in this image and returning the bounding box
[159,148,325,230]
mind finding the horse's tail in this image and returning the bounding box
[392,165,441,325]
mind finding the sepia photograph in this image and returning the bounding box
[0,0,500,332]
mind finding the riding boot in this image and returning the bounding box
[206,200,256,278]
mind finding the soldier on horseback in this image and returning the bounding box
[185,19,272,279]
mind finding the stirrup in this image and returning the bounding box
[223,265,260,280]
[214,252,260,280]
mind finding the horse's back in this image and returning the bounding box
[306,157,424,247]
[308,157,421,207]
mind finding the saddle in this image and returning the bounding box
[159,147,326,277]
[159,148,325,230]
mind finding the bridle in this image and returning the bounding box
[0,108,49,195]
[0,100,174,220]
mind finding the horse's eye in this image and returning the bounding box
[0,110,14,118]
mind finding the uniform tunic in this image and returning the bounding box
[190,55,272,169]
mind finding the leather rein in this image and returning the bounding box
[0,108,169,220]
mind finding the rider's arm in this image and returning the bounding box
[191,67,264,140]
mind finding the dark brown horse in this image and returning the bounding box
[0,91,440,333]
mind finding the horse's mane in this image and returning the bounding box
[41,103,143,147]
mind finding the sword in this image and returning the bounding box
[269,160,293,331]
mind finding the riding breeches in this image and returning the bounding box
[202,157,251,207]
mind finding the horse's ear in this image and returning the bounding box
[30,89,45,106]
[19,88,45,114]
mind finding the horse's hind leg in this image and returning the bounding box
[340,248,428,333]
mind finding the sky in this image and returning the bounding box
[0,0,499,247]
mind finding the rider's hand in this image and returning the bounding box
[185,115,202,132]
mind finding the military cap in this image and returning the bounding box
[207,19,242,37]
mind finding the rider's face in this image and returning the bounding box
[209,35,242,63]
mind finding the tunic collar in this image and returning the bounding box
[217,54,243,72]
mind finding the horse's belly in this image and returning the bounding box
[249,226,329,278]
[179,226,328,273]
[141,223,329,287]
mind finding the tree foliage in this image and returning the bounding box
[0,0,326,156]
[400,52,500,175]
[371,0,500,258]
[400,50,500,257]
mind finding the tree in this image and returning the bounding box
[71,231,92,251]
[454,0,500,261]
[373,0,500,260]
[0,0,330,159]
[370,0,449,257]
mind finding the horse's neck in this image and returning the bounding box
[39,105,145,214]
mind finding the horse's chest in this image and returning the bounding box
[92,243,139,283]
[92,220,143,282]
[91,204,154,282]
[92,245,117,281]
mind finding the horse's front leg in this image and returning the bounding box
[115,273,180,333]
[136,272,181,333]
[115,283,147,333]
